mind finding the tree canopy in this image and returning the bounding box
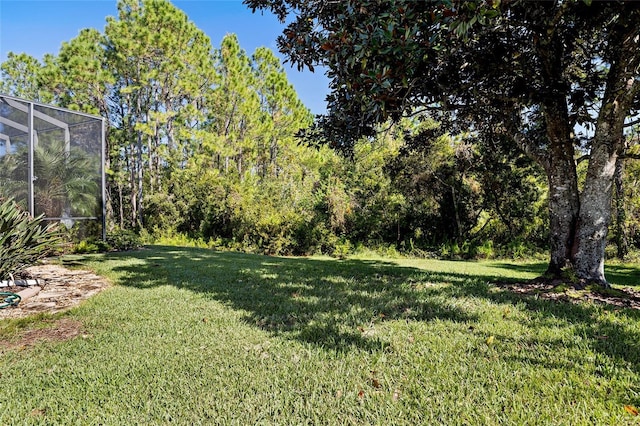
[246,0,640,285]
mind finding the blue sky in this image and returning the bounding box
[0,0,329,115]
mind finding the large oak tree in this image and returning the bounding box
[246,0,640,285]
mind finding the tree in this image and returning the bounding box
[104,0,216,228]
[206,34,261,176]
[252,46,313,178]
[0,53,48,102]
[245,0,640,285]
[39,29,112,117]
[385,117,546,256]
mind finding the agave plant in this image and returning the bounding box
[0,198,61,280]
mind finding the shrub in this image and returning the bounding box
[0,198,61,279]
[106,229,141,251]
[143,193,183,234]
[476,240,495,259]
[332,238,353,259]
[73,238,110,254]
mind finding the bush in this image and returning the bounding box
[106,229,141,251]
[475,240,495,259]
[331,238,353,259]
[73,238,110,254]
[143,193,183,234]
[0,198,61,279]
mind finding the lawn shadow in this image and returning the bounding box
[603,264,640,287]
[100,246,640,389]
[484,261,547,278]
[103,246,480,352]
[457,262,640,401]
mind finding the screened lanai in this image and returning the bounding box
[0,94,106,239]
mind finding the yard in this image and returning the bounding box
[2,246,640,424]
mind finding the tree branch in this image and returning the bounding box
[624,116,640,128]
[513,132,550,171]
[575,154,590,164]
[619,153,640,160]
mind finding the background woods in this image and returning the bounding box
[2,0,640,264]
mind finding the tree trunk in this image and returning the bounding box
[572,17,639,285]
[545,153,580,277]
[270,136,278,177]
[540,102,580,278]
[450,185,462,244]
[118,182,124,229]
[136,100,144,229]
[148,133,154,194]
[128,143,138,229]
[572,133,618,285]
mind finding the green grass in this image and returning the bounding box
[2,246,640,424]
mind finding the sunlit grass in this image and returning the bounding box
[1,246,640,424]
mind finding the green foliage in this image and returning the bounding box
[133,114,550,258]
[105,229,141,252]
[475,240,495,259]
[11,0,640,268]
[73,238,110,254]
[142,193,182,234]
[331,238,353,259]
[246,0,640,283]
[0,52,52,102]
[104,0,217,228]
[0,0,549,261]
[41,28,112,115]
[0,198,61,279]
[614,145,640,256]
[73,240,98,254]
[245,0,503,149]
[0,138,100,221]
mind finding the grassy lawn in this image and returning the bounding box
[2,246,640,424]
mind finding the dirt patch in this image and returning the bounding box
[495,279,640,310]
[0,318,86,351]
[0,264,111,320]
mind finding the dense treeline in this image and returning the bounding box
[1,0,639,259]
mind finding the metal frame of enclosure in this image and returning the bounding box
[0,94,106,239]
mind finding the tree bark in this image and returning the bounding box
[572,131,618,285]
[135,96,144,229]
[539,95,580,278]
[573,120,629,284]
[118,182,124,229]
[572,13,639,284]
[544,143,580,277]
[613,157,628,259]
[575,22,640,285]
[514,127,580,279]
[534,8,640,284]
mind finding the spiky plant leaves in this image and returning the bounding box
[0,198,61,280]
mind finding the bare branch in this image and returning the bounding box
[575,154,590,164]
[624,117,640,128]
[619,153,640,160]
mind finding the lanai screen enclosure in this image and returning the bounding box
[0,94,106,239]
